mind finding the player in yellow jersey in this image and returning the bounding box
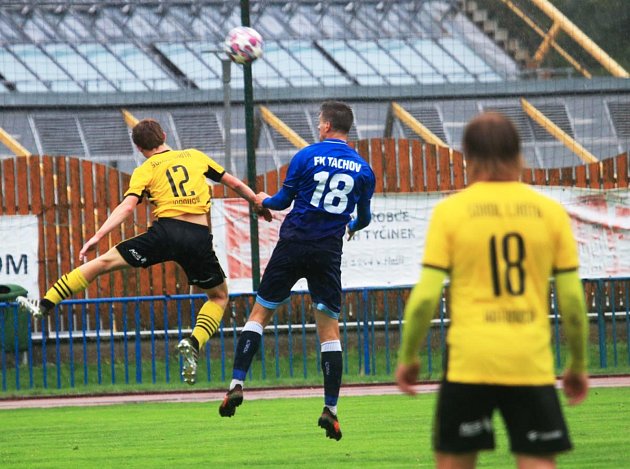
[18,118,272,385]
[396,112,589,469]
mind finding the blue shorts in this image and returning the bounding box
[256,237,342,319]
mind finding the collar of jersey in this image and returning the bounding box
[323,138,347,145]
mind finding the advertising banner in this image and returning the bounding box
[212,187,630,293]
[0,215,39,297]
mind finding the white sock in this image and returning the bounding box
[321,340,342,352]
[325,405,337,416]
[229,379,244,391]
[243,321,264,335]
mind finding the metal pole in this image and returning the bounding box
[221,59,233,176]
[529,0,629,78]
[241,0,261,291]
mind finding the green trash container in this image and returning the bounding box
[0,284,29,353]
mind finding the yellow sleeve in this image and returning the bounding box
[422,201,450,271]
[553,205,579,273]
[195,149,225,182]
[555,270,588,373]
[124,163,151,199]
[398,267,448,366]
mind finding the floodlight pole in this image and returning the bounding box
[202,49,234,176]
[221,58,232,176]
[241,0,261,291]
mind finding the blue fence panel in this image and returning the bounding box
[1,310,6,391]
[0,278,629,393]
[626,286,630,366]
[596,281,607,368]
[288,300,295,378]
[610,284,618,367]
[27,314,33,388]
[384,292,391,375]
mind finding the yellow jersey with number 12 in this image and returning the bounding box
[423,181,579,385]
[124,148,225,218]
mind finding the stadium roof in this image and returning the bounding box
[0,0,514,93]
[0,1,627,175]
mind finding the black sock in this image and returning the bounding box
[321,351,343,407]
[40,298,55,314]
[232,331,262,380]
[189,335,200,352]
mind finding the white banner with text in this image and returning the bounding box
[0,215,39,298]
[213,187,629,293]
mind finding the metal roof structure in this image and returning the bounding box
[0,1,627,174]
[0,1,511,93]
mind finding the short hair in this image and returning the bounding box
[462,112,521,164]
[132,119,165,150]
[320,101,353,134]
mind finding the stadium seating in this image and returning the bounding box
[0,1,628,174]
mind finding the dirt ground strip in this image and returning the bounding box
[1,376,628,410]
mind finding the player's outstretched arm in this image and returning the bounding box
[220,173,273,222]
[79,196,138,262]
[396,267,447,396]
[261,187,294,211]
[555,270,589,405]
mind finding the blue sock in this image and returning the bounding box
[232,321,263,381]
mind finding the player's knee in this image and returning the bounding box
[204,284,229,307]
[93,249,129,273]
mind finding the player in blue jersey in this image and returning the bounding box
[219,101,376,441]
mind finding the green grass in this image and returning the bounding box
[0,388,628,468]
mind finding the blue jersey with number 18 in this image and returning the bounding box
[279,138,375,241]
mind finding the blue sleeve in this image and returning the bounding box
[282,148,307,190]
[348,168,375,232]
[262,186,295,210]
[262,150,305,210]
[348,197,371,232]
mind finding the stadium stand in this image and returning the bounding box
[0,0,628,175]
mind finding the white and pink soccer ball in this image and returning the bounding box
[223,26,264,65]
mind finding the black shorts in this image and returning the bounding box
[116,218,225,289]
[256,237,342,318]
[434,381,572,456]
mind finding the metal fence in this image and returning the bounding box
[1,278,629,393]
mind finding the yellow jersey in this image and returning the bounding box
[124,148,225,218]
[423,182,579,385]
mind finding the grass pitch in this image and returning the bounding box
[0,388,628,468]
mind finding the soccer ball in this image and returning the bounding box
[223,26,264,65]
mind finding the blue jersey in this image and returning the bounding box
[278,138,375,241]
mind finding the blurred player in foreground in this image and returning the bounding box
[219,101,376,441]
[396,111,589,469]
[18,118,271,385]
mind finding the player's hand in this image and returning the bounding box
[347,226,356,241]
[79,235,101,262]
[256,207,273,222]
[254,191,270,210]
[396,361,420,396]
[562,370,588,405]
